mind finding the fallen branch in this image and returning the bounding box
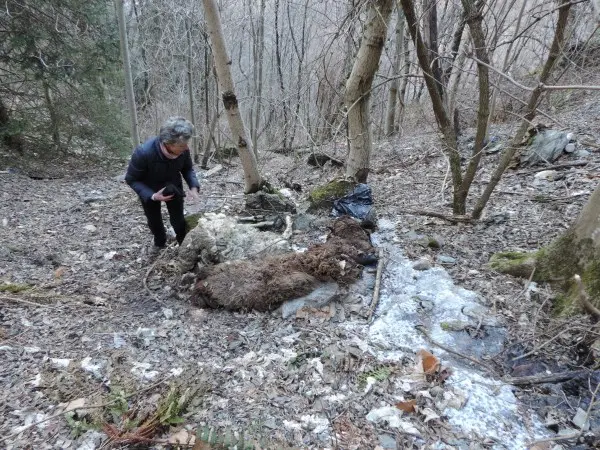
[505,370,587,386]
[403,210,473,224]
[367,248,385,321]
[516,160,588,175]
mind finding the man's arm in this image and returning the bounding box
[125,148,155,202]
[181,151,200,191]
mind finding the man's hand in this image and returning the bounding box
[152,187,174,202]
[187,187,200,202]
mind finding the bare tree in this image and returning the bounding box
[472,0,572,219]
[115,0,140,146]
[385,7,405,136]
[201,0,263,193]
[345,0,394,182]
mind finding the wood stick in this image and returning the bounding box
[368,248,385,321]
[505,370,587,386]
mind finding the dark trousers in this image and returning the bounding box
[141,198,186,247]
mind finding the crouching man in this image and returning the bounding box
[125,117,200,253]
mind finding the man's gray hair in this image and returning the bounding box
[159,117,193,144]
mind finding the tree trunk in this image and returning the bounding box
[493,183,600,313]
[344,0,393,183]
[385,8,405,136]
[251,0,266,158]
[400,0,463,213]
[114,0,140,146]
[274,0,289,152]
[42,78,61,151]
[456,0,490,205]
[186,18,197,163]
[472,0,572,219]
[201,0,263,193]
[423,0,444,100]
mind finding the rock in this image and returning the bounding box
[281,283,339,318]
[308,179,356,211]
[293,213,317,231]
[366,406,404,428]
[76,430,106,450]
[378,434,397,449]
[534,170,561,182]
[572,407,590,430]
[437,255,456,265]
[245,191,296,214]
[520,129,569,166]
[83,224,97,232]
[573,149,590,158]
[413,258,432,271]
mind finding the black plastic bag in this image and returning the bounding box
[332,184,375,225]
[162,183,185,198]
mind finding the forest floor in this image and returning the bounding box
[1,96,600,449]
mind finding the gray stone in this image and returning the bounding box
[281,283,339,318]
[378,434,397,449]
[574,149,590,158]
[437,255,456,265]
[293,213,317,231]
[520,129,569,166]
[413,258,432,271]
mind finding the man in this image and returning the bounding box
[125,117,200,253]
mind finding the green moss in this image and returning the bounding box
[0,283,31,293]
[184,213,202,233]
[581,258,600,300]
[427,237,441,249]
[308,179,355,210]
[488,251,537,278]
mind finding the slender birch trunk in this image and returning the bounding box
[186,18,197,162]
[114,0,140,146]
[385,8,405,136]
[344,0,393,182]
[201,0,263,193]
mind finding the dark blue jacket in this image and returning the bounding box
[125,137,200,203]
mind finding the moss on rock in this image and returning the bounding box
[308,179,356,211]
[185,213,202,233]
[489,251,537,278]
[0,282,31,293]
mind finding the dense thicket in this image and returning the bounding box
[0,0,130,155]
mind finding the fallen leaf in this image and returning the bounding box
[54,266,66,278]
[416,349,439,374]
[420,407,440,423]
[168,428,196,445]
[395,399,416,413]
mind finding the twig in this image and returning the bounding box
[511,329,569,362]
[403,210,473,224]
[516,160,588,175]
[1,378,167,444]
[367,249,385,321]
[415,325,496,374]
[504,370,587,386]
[0,295,53,308]
[527,432,580,446]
